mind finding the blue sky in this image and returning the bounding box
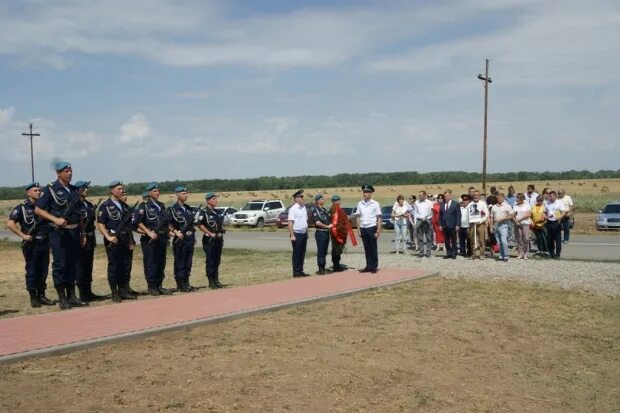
[0,0,618,187]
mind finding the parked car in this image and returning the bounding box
[343,207,357,229]
[215,206,238,225]
[381,205,394,229]
[229,199,285,228]
[596,202,620,231]
[275,203,315,228]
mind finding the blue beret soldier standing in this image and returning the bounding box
[312,193,333,275]
[169,186,198,292]
[6,182,55,308]
[35,161,88,309]
[136,183,173,296]
[197,192,225,289]
[74,180,106,302]
[96,181,138,302]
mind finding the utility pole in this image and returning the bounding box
[22,122,40,182]
[477,59,492,195]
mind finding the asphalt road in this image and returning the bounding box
[1,229,618,261]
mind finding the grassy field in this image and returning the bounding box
[1,277,618,412]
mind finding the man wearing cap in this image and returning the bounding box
[197,192,225,288]
[96,181,137,302]
[312,193,333,275]
[73,180,106,302]
[329,194,356,272]
[6,182,55,308]
[121,186,139,297]
[288,190,309,277]
[136,183,172,295]
[355,185,381,273]
[35,161,88,309]
[169,186,197,292]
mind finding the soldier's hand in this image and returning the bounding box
[22,234,33,242]
[290,234,296,241]
[176,230,184,240]
[108,236,118,245]
[81,235,87,247]
[148,230,158,240]
[55,217,67,227]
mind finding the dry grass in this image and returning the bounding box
[1,277,618,412]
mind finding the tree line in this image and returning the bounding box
[1,169,618,200]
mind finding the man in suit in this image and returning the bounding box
[439,189,461,259]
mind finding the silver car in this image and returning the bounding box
[596,202,620,230]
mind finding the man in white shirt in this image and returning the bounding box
[288,189,309,277]
[524,184,539,207]
[489,193,514,261]
[544,190,566,259]
[355,185,381,273]
[558,189,574,244]
[467,190,489,259]
[414,191,434,257]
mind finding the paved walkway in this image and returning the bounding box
[0,268,436,364]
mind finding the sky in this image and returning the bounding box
[0,0,618,187]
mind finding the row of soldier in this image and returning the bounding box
[6,161,225,309]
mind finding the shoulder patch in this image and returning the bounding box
[10,209,19,218]
[98,210,103,217]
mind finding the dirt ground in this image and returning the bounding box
[1,277,618,412]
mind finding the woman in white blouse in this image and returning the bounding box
[391,195,411,254]
[513,193,532,259]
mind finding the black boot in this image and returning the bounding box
[176,279,187,292]
[88,285,108,301]
[125,283,139,297]
[78,284,93,302]
[147,283,161,296]
[119,286,137,300]
[158,283,173,295]
[56,287,70,310]
[38,290,56,306]
[214,277,223,288]
[207,276,217,289]
[185,279,197,292]
[67,286,89,307]
[110,285,122,303]
[29,291,42,308]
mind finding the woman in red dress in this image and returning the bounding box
[431,194,445,253]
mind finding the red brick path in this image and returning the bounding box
[0,268,436,363]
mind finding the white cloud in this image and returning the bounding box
[0,107,15,128]
[119,114,150,143]
[62,132,102,158]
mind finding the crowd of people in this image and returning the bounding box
[6,159,576,311]
[389,184,575,261]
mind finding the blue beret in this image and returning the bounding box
[174,186,188,193]
[141,191,149,198]
[361,184,375,193]
[331,194,341,202]
[145,182,159,191]
[55,161,71,171]
[25,182,40,191]
[314,193,324,201]
[74,180,90,189]
[108,180,123,188]
[293,189,304,198]
[205,192,218,200]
